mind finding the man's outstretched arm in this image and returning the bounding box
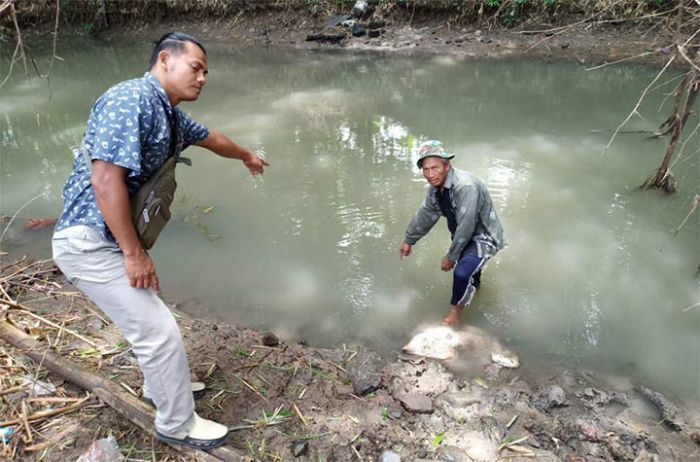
[195,129,269,175]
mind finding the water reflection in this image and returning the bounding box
[1,40,698,402]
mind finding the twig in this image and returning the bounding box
[673,194,700,234]
[351,444,362,460]
[43,0,61,79]
[507,414,519,429]
[5,306,99,348]
[498,435,529,452]
[585,47,668,71]
[0,384,25,396]
[21,400,33,443]
[0,397,90,426]
[232,374,267,401]
[292,402,309,427]
[606,55,677,150]
[681,302,700,312]
[0,194,43,248]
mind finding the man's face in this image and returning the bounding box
[421,157,450,188]
[161,41,208,103]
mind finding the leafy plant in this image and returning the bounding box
[431,432,446,446]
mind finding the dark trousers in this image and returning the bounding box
[450,243,487,306]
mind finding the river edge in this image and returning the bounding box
[1,250,698,462]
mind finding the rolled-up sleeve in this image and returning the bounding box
[405,191,442,245]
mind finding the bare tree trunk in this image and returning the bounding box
[642,70,699,193]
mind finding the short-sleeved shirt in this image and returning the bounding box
[55,72,210,242]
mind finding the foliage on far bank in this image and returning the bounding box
[0,0,687,34]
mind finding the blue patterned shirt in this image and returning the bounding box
[56,73,209,241]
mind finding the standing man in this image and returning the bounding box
[52,32,268,449]
[400,140,505,326]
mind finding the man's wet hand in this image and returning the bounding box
[244,151,270,176]
[124,251,160,292]
[400,243,412,259]
[441,256,455,271]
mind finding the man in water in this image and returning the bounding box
[52,32,268,449]
[400,140,505,326]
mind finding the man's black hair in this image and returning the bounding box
[149,32,206,69]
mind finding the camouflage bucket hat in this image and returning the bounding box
[416,140,455,167]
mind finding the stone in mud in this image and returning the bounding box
[380,450,401,462]
[437,390,489,423]
[532,384,566,411]
[634,385,684,431]
[352,24,367,37]
[346,348,383,395]
[458,431,498,462]
[261,331,279,347]
[396,393,433,414]
[490,351,519,368]
[633,449,659,462]
[292,440,309,457]
[369,29,382,38]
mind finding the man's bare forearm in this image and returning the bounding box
[91,160,143,257]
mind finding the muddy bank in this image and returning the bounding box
[1,258,699,461]
[4,1,684,67]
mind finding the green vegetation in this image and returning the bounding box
[0,0,683,32]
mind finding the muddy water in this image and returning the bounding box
[2,39,698,403]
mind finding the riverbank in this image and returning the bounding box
[1,257,699,461]
[3,0,688,68]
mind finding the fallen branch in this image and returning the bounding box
[0,320,244,461]
[0,397,89,427]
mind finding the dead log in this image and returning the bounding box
[642,70,699,193]
[0,319,244,462]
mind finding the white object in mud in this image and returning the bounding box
[403,325,511,364]
[402,325,465,360]
[490,351,520,368]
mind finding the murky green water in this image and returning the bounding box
[2,39,698,403]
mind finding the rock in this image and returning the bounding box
[561,42,570,49]
[459,431,498,462]
[692,431,700,446]
[576,387,630,411]
[368,20,386,29]
[333,384,355,397]
[634,386,684,431]
[261,331,279,347]
[532,384,566,411]
[491,351,519,368]
[325,14,350,27]
[380,450,401,462]
[352,24,366,37]
[347,348,383,396]
[351,0,376,19]
[396,393,433,414]
[436,445,470,461]
[633,449,659,462]
[305,34,346,44]
[369,29,382,38]
[292,440,309,457]
[437,390,489,423]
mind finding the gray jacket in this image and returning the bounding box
[404,167,506,261]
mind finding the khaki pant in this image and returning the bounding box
[52,225,195,436]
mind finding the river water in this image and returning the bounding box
[1,39,698,403]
